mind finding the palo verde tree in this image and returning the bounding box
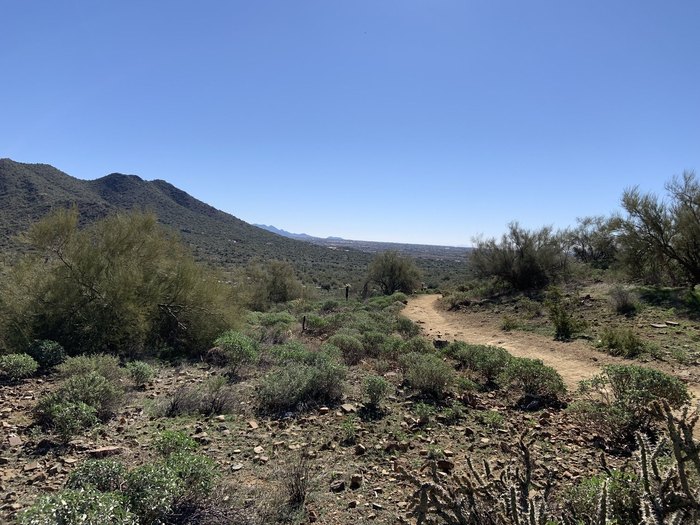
[469,222,569,291]
[0,208,238,356]
[566,215,620,269]
[618,171,700,287]
[366,250,421,295]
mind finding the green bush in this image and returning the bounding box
[447,342,511,384]
[153,430,198,457]
[327,333,365,365]
[59,371,124,420]
[213,330,259,377]
[126,360,155,387]
[125,463,182,525]
[364,375,390,408]
[67,459,127,492]
[598,326,645,358]
[258,357,346,414]
[499,357,566,402]
[58,354,123,382]
[395,315,420,338]
[546,287,587,341]
[26,339,66,369]
[19,489,135,525]
[39,400,99,442]
[563,470,641,524]
[401,336,434,354]
[165,452,218,502]
[399,352,453,399]
[301,313,332,335]
[199,376,236,415]
[1,209,236,357]
[608,285,638,315]
[361,331,388,358]
[0,353,38,380]
[575,364,690,441]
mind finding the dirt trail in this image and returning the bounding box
[404,294,700,400]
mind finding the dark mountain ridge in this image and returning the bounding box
[0,159,466,287]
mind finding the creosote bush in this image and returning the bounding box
[212,330,259,377]
[126,360,155,387]
[67,459,127,492]
[572,364,690,442]
[0,353,38,380]
[58,354,123,382]
[364,374,390,409]
[499,357,566,405]
[327,333,365,365]
[26,339,65,369]
[598,326,645,358]
[399,352,453,399]
[545,286,587,341]
[446,342,511,385]
[19,489,136,525]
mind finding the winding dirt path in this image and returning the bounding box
[404,294,700,400]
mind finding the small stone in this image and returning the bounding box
[443,449,455,457]
[330,479,346,492]
[350,473,363,489]
[354,444,366,455]
[253,445,264,454]
[231,464,244,472]
[348,500,358,508]
[7,435,22,447]
[437,459,455,473]
[62,457,79,465]
[255,455,269,464]
[29,472,47,484]
[87,446,122,458]
[371,502,383,510]
[24,461,40,472]
[215,415,226,422]
[341,403,356,413]
[651,323,667,328]
[666,321,680,326]
[319,406,330,415]
[248,420,259,430]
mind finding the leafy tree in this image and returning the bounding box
[242,259,303,310]
[566,215,619,269]
[366,251,421,295]
[618,171,700,287]
[469,222,568,291]
[0,208,238,356]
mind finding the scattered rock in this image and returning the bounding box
[231,464,244,472]
[330,479,346,492]
[87,446,122,458]
[666,321,680,327]
[651,323,667,329]
[350,473,363,489]
[341,404,356,414]
[354,444,366,456]
[248,420,259,430]
[7,435,21,448]
[253,446,264,454]
[437,459,455,473]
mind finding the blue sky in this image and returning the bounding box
[2,1,699,246]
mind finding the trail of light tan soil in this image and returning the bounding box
[404,294,700,402]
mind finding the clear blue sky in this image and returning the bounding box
[2,1,699,246]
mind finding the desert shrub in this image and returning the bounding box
[67,459,127,492]
[499,357,566,403]
[545,287,587,341]
[126,360,155,387]
[248,310,295,344]
[41,400,99,442]
[327,333,365,365]
[256,311,296,327]
[598,326,645,358]
[395,315,420,338]
[302,313,331,335]
[1,209,236,357]
[166,452,218,502]
[399,352,453,399]
[364,375,390,408]
[19,489,135,525]
[608,285,638,315]
[367,292,408,311]
[243,260,303,310]
[379,335,405,361]
[125,463,182,525]
[575,364,690,441]
[0,353,38,380]
[57,371,124,420]
[401,336,434,355]
[500,315,518,331]
[58,354,123,382]
[367,251,421,295]
[269,340,314,363]
[567,400,636,445]
[470,222,568,290]
[320,299,340,313]
[361,331,388,358]
[447,342,511,384]
[213,330,258,377]
[26,339,66,369]
[199,376,236,415]
[156,385,202,418]
[154,430,198,457]
[563,470,641,524]
[258,357,346,414]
